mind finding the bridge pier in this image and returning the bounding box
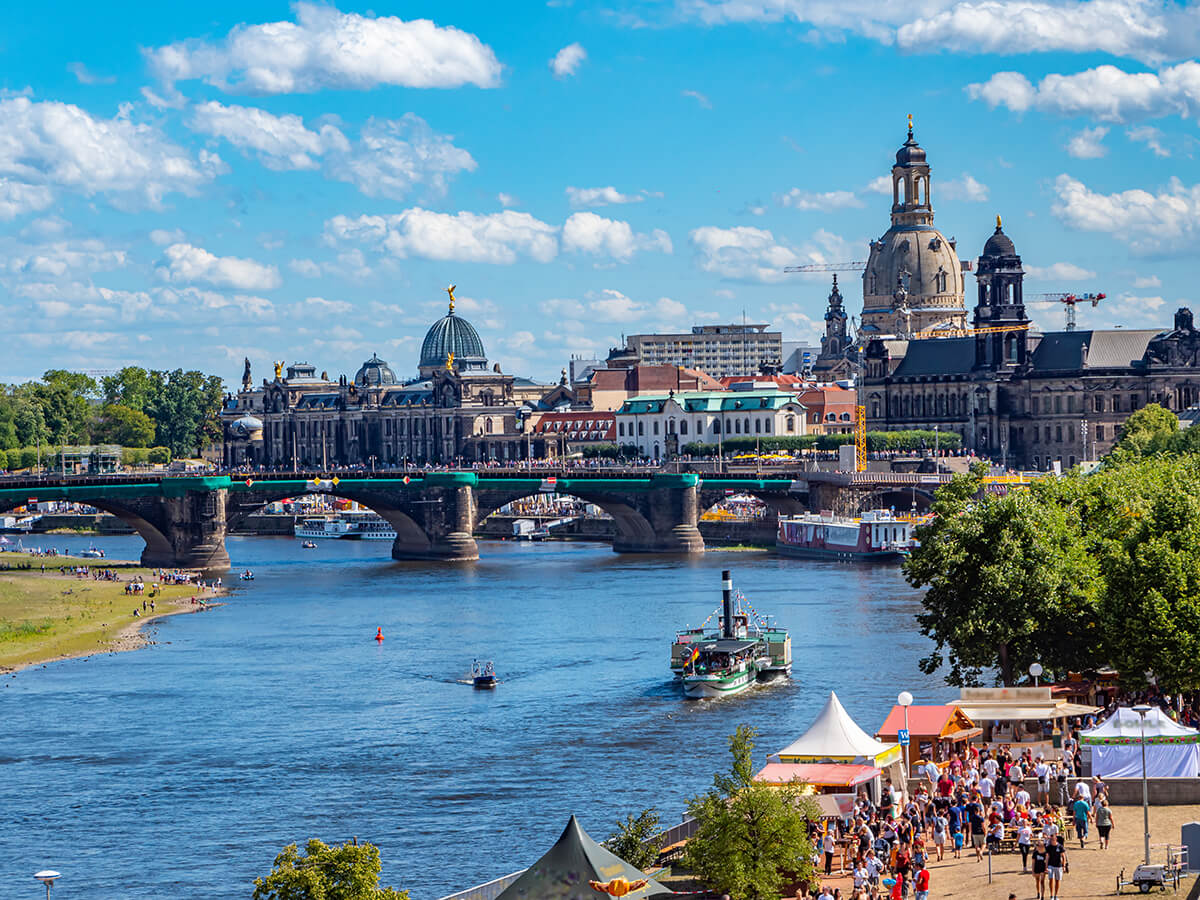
[598,476,705,555]
[138,487,231,570]
[389,479,479,562]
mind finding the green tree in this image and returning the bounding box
[101,366,158,412]
[1112,403,1179,458]
[91,404,156,447]
[904,466,1101,685]
[252,839,409,900]
[1086,456,1200,692]
[682,726,817,900]
[12,395,48,448]
[147,369,225,457]
[602,809,661,871]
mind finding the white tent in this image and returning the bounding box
[770,691,901,766]
[1080,707,1200,779]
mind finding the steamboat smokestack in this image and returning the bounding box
[722,569,734,639]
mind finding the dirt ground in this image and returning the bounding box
[815,804,1200,900]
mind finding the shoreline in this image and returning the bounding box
[0,554,228,674]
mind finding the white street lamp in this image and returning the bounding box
[1133,704,1152,865]
[1030,662,1043,687]
[34,871,60,900]
[898,690,914,775]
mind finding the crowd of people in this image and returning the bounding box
[801,742,1119,900]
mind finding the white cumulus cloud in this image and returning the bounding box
[0,96,222,213]
[145,3,502,93]
[1024,262,1098,280]
[1066,126,1110,159]
[326,209,559,264]
[156,242,282,290]
[0,179,54,220]
[550,42,587,78]
[940,173,990,202]
[1052,174,1200,253]
[1127,125,1171,156]
[967,61,1200,123]
[688,225,799,283]
[566,186,645,207]
[301,296,354,314]
[189,101,349,170]
[562,212,672,261]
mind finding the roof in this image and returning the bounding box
[773,691,899,763]
[421,305,486,368]
[495,816,672,900]
[617,390,803,415]
[1030,329,1158,372]
[1080,706,1200,745]
[694,639,759,653]
[534,412,616,442]
[889,337,975,377]
[955,688,1098,722]
[876,704,978,740]
[754,762,881,788]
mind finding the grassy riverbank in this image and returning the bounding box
[0,553,223,672]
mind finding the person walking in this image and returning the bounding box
[823,830,836,875]
[1046,835,1068,900]
[931,808,947,861]
[1031,838,1048,900]
[1072,793,1092,848]
[1017,820,1033,872]
[1095,799,1115,849]
[913,863,930,900]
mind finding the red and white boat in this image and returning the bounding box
[776,510,918,561]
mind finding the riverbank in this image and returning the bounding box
[0,553,225,673]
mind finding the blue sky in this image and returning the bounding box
[1,0,1196,385]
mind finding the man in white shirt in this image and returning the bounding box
[983,756,999,780]
[1015,787,1031,807]
[923,758,940,786]
[978,775,994,800]
[1075,780,1092,801]
[1034,758,1051,803]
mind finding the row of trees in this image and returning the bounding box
[906,404,1200,692]
[681,429,963,456]
[0,367,224,459]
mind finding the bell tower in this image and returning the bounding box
[974,216,1029,371]
[891,114,933,228]
[821,274,848,359]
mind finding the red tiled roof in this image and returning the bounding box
[533,411,615,441]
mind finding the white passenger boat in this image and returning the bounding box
[776,510,919,561]
[295,516,357,540]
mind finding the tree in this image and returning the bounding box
[1085,456,1200,692]
[91,404,156,447]
[146,369,225,457]
[682,726,817,900]
[904,465,1101,686]
[1112,403,1179,458]
[101,366,158,412]
[252,839,409,900]
[602,809,661,871]
[12,394,48,448]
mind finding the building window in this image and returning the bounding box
[1093,394,1103,413]
[638,421,644,436]
[667,419,675,435]
[1045,426,1052,443]
[1113,395,1122,412]
[1097,425,1105,441]
[653,421,659,435]
[744,418,751,434]
[1054,396,1062,414]
[786,416,795,433]
[734,419,741,434]
[1056,425,1063,442]
[485,418,493,434]
[618,422,625,437]
[713,419,721,435]
[680,420,688,435]
[1130,394,1139,411]
[764,419,771,433]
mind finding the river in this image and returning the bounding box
[0,535,954,898]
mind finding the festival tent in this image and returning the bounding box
[495,816,673,900]
[770,692,902,768]
[1080,707,1200,778]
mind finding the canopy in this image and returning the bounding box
[772,691,901,765]
[876,704,981,742]
[496,816,673,900]
[956,687,1099,723]
[754,762,880,788]
[1080,707,1200,778]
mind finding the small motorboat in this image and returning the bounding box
[79,547,105,559]
[239,570,254,581]
[471,659,497,689]
[301,540,317,549]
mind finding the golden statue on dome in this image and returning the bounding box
[446,284,456,313]
[446,351,455,371]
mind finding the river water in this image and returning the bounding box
[0,535,954,899]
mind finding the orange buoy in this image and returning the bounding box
[375,628,384,641]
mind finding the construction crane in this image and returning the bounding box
[1029,292,1106,331]
[906,322,1032,340]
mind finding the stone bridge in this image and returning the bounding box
[0,468,952,568]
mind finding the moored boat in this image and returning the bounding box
[671,570,791,699]
[776,510,918,561]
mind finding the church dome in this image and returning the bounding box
[230,415,263,438]
[982,220,1017,258]
[419,304,486,369]
[355,353,397,386]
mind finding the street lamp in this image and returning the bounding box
[34,870,60,900]
[1133,703,1152,865]
[898,690,914,776]
[1030,662,1043,687]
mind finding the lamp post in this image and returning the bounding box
[1133,703,1152,865]
[898,690,913,780]
[1029,662,1043,687]
[34,870,60,900]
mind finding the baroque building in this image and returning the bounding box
[863,221,1200,469]
[222,293,562,467]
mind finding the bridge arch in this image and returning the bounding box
[473,489,660,552]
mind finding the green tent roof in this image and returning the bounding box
[496,816,673,900]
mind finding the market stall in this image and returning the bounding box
[875,704,981,776]
[954,687,1098,756]
[1080,707,1200,778]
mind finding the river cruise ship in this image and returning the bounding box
[670,571,791,699]
[776,510,917,561]
[294,512,397,541]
